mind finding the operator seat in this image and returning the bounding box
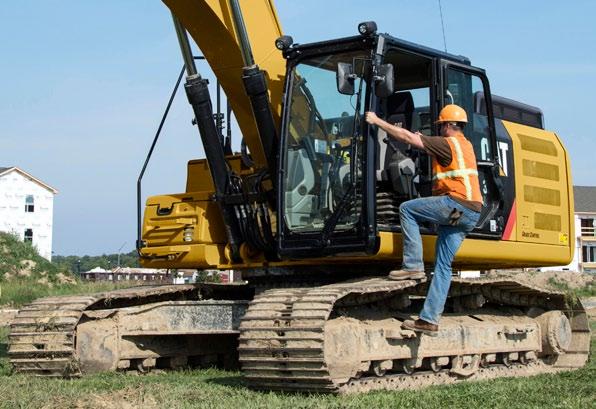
[386,91,414,131]
[376,91,414,182]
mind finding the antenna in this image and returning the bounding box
[438,0,448,52]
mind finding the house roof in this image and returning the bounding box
[574,186,596,213]
[111,267,168,274]
[88,267,108,273]
[0,166,58,194]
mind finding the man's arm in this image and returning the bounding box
[365,111,424,149]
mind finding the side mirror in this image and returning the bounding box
[374,64,394,98]
[336,62,355,95]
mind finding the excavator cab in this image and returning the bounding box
[277,29,507,258]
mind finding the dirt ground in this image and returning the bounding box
[581,297,596,318]
[0,308,17,327]
[41,387,159,409]
[485,269,596,317]
[486,269,595,289]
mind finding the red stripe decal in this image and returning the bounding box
[502,199,516,241]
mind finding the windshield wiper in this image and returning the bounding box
[320,184,356,245]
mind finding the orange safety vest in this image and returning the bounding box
[432,132,483,205]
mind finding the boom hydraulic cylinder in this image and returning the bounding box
[172,14,242,261]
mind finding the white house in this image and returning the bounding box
[0,166,57,260]
[550,186,596,274]
[80,267,170,283]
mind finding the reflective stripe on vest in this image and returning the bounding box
[432,133,483,203]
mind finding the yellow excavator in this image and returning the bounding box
[9,0,589,393]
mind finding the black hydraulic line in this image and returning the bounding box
[224,100,232,154]
[136,66,185,252]
[216,80,224,147]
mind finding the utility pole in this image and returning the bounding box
[117,242,127,267]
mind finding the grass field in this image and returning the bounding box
[0,322,593,408]
[0,280,139,308]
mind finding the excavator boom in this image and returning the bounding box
[164,0,286,169]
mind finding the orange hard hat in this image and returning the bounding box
[436,104,468,123]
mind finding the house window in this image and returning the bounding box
[582,245,596,263]
[25,195,34,212]
[580,218,596,237]
[24,228,33,243]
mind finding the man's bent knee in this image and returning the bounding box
[399,200,413,217]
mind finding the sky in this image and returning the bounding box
[1,1,595,256]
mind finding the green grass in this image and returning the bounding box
[546,277,596,299]
[0,323,593,408]
[0,232,62,280]
[0,280,137,308]
[0,231,140,307]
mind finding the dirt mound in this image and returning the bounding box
[0,232,76,284]
[56,272,77,285]
[17,259,36,277]
[0,308,18,326]
[36,277,53,288]
[486,269,594,291]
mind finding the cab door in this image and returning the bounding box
[439,61,509,238]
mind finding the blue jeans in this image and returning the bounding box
[399,195,481,325]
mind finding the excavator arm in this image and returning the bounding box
[163,0,286,169]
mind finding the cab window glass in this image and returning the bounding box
[445,69,492,161]
[382,49,432,135]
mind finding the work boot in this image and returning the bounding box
[388,269,426,281]
[402,319,439,337]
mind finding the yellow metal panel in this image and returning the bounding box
[185,159,214,192]
[142,193,227,248]
[374,231,572,268]
[185,155,251,193]
[163,0,286,169]
[140,242,226,269]
[503,121,571,251]
[142,228,573,270]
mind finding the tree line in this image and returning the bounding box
[53,250,140,274]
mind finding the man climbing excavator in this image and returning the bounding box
[365,105,483,336]
[9,0,590,394]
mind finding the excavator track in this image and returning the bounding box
[9,295,97,376]
[8,276,590,392]
[8,284,210,376]
[239,277,590,393]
